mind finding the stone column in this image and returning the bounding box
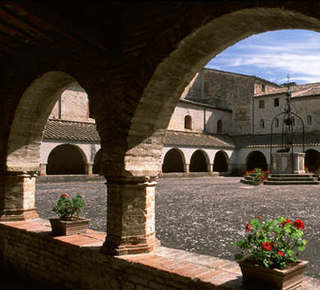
[39,163,47,176]
[101,176,159,255]
[0,172,39,221]
[86,163,93,176]
[209,163,214,173]
[185,164,190,174]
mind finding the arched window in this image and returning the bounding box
[217,120,223,134]
[275,118,279,128]
[307,115,312,125]
[184,115,192,130]
[260,119,265,129]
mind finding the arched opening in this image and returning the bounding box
[190,150,209,172]
[213,150,228,172]
[93,149,102,174]
[246,151,268,171]
[47,144,86,175]
[162,148,185,173]
[184,115,192,130]
[217,120,223,134]
[305,149,320,172]
[6,71,79,172]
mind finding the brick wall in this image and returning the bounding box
[0,222,221,290]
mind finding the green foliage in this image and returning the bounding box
[234,216,307,269]
[52,193,85,220]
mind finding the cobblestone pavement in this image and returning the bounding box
[36,176,320,279]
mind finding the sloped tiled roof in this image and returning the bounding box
[233,133,320,148]
[43,119,100,142]
[255,82,320,98]
[164,130,235,149]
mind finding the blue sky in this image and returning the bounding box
[206,29,320,85]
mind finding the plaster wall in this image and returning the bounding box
[162,145,233,165]
[167,102,231,134]
[40,141,101,164]
[253,94,320,135]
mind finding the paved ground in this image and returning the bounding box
[35,176,320,279]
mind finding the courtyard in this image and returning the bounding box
[36,176,320,279]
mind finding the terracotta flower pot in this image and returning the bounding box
[239,260,308,290]
[49,217,90,236]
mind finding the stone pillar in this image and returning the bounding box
[209,163,214,173]
[0,172,39,221]
[39,163,47,176]
[101,176,159,255]
[86,163,93,176]
[185,164,190,174]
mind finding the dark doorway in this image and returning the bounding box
[190,150,208,172]
[93,149,102,174]
[246,151,268,171]
[213,151,228,172]
[305,149,320,172]
[47,144,86,174]
[162,149,185,173]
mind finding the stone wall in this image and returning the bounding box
[50,86,95,123]
[185,69,255,136]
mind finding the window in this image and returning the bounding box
[184,115,192,130]
[259,100,264,109]
[260,119,265,129]
[274,98,279,107]
[217,120,223,134]
[261,84,266,92]
[307,115,312,125]
[275,118,279,128]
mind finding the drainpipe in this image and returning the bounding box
[203,107,206,133]
[58,97,62,119]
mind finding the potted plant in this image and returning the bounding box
[50,193,89,236]
[234,216,308,290]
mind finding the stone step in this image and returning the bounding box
[264,180,319,185]
[267,176,316,181]
[269,174,315,178]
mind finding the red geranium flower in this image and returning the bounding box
[257,215,261,219]
[278,251,284,256]
[245,223,253,232]
[261,241,272,251]
[281,219,291,226]
[61,193,68,197]
[293,219,305,230]
[273,243,278,247]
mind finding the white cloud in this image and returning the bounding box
[206,30,320,84]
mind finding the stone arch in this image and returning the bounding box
[190,150,209,172]
[305,149,320,172]
[217,120,223,134]
[46,144,87,175]
[127,8,320,178]
[246,151,268,171]
[213,150,229,172]
[162,148,186,173]
[93,149,103,174]
[6,71,78,173]
[184,115,192,130]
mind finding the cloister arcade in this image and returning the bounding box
[1,2,320,289]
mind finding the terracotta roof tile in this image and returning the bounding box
[164,131,235,149]
[43,119,100,142]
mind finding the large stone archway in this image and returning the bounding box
[213,150,229,172]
